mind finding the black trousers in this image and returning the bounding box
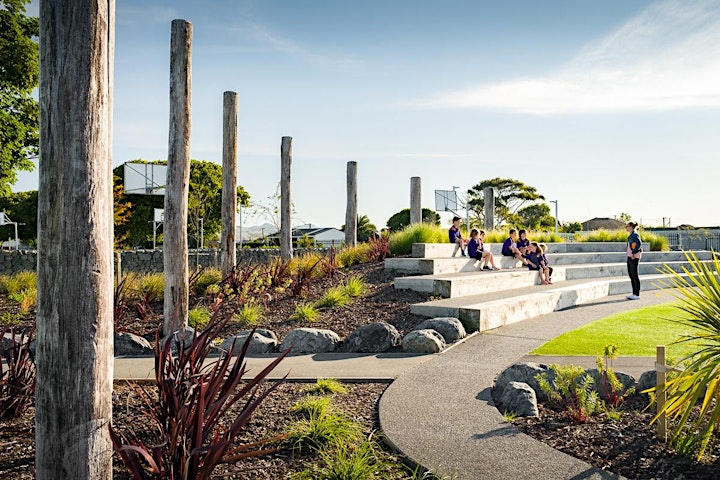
[627,257,640,296]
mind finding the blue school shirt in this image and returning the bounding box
[501,237,514,255]
[449,225,462,243]
[517,238,530,251]
[467,239,479,257]
[525,251,541,270]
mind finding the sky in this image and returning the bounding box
[16,0,720,229]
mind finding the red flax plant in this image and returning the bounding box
[368,230,391,262]
[109,310,291,479]
[0,326,36,419]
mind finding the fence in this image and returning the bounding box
[651,230,720,251]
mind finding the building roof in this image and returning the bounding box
[581,217,625,230]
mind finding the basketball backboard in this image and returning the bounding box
[154,208,164,222]
[0,212,8,225]
[434,190,458,212]
[123,162,166,195]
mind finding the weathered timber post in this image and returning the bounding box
[280,136,293,260]
[115,251,122,285]
[410,177,422,224]
[345,161,358,247]
[656,345,667,441]
[163,19,192,334]
[483,186,494,231]
[220,91,238,277]
[36,1,115,478]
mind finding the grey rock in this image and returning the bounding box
[164,327,197,355]
[585,368,636,401]
[499,381,539,417]
[402,329,445,354]
[114,332,153,357]
[493,362,550,403]
[339,322,401,353]
[414,317,466,343]
[280,328,340,355]
[637,370,657,397]
[219,330,278,356]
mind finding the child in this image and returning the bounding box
[449,216,467,257]
[516,229,530,256]
[539,243,553,284]
[468,229,498,270]
[525,242,549,285]
[501,228,526,264]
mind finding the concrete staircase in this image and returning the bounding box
[386,242,712,333]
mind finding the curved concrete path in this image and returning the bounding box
[379,289,676,480]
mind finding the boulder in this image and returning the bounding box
[414,317,466,343]
[280,328,340,355]
[339,322,401,353]
[585,368,636,401]
[164,327,197,355]
[114,332,153,357]
[498,381,539,417]
[637,370,657,397]
[219,329,278,356]
[493,362,550,403]
[402,329,445,354]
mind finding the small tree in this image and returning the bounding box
[467,178,544,226]
[386,208,440,231]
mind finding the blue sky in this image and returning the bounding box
[17,0,720,229]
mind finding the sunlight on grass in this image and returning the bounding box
[531,302,701,358]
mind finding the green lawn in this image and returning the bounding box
[531,302,702,359]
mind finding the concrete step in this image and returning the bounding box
[411,242,628,259]
[386,250,713,276]
[410,274,681,333]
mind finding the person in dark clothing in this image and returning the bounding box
[626,221,642,300]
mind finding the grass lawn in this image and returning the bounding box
[531,302,702,359]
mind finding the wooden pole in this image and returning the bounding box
[345,161,358,247]
[280,137,293,260]
[163,19,192,334]
[410,177,421,224]
[656,345,667,441]
[483,186,494,231]
[36,1,115,477]
[220,91,238,277]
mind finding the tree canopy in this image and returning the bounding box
[0,0,39,196]
[386,208,440,231]
[340,214,378,242]
[517,203,555,230]
[467,178,545,226]
[0,189,37,244]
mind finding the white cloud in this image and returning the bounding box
[414,0,720,115]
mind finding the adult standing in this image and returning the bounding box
[626,221,642,300]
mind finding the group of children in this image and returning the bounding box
[449,218,553,284]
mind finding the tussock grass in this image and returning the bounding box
[315,286,350,310]
[235,301,263,326]
[343,274,368,298]
[291,302,320,322]
[388,223,447,256]
[188,304,212,329]
[306,378,348,395]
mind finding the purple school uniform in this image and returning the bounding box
[517,238,530,253]
[449,225,462,243]
[501,237,515,256]
[467,238,479,258]
[524,251,541,270]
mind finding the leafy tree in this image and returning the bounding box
[561,221,583,233]
[340,214,378,243]
[518,203,555,230]
[386,208,440,232]
[0,0,39,196]
[0,190,37,244]
[113,160,250,249]
[618,212,632,223]
[466,178,545,226]
[113,175,132,248]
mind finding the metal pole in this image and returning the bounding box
[550,200,558,233]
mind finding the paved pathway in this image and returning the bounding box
[379,289,676,480]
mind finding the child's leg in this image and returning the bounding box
[452,242,459,257]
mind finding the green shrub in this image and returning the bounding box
[536,364,602,423]
[286,410,363,454]
[137,272,164,301]
[291,438,385,480]
[343,274,368,298]
[306,378,348,395]
[188,304,212,329]
[0,270,37,295]
[575,229,668,251]
[289,395,333,418]
[335,244,372,268]
[388,223,447,255]
[193,267,222,295]
[315,286,350,310]
[235,302,263,326]
[291,302,320,322]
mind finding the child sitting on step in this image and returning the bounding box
[525,242,550,285]
[449,216,468,257]
[468,229,498,270]
[539,243,553,285]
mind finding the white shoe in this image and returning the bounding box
[626,294,640,300]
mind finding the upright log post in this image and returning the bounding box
[220,91,238,277]
[163,19,192,334]
[280,137,293,260]
[36,1,115,478]
[656,345,667,441]
[345,161,358,247]
[410,177,422,224]
[483,186,494,231]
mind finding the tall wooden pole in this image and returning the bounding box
[163,19,192,334]
[345,161,358,247]
[220,91,238,277]
[410,176,422,224]
[36,1,115,478]
[280,136,293,260]
[483,186,494,231]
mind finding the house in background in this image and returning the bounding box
[581,217,625,231]
[262,224,346,247]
